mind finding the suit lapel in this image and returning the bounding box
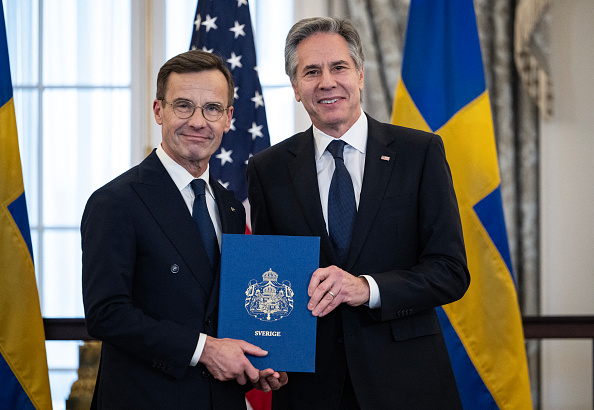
[131,151,214,296]
[211,178,244,235]
[287,130,336,264]
[346,117,397,270]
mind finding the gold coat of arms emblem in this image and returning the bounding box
[245,269,294,322]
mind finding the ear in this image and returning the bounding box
[292,81,301,102]
[224,106,234,132]
[153,99,164,125]
[358,67,365,91]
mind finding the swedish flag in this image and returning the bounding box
[0,1,52,408]
[392,0,532,408]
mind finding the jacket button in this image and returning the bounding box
[205,318,212,326]
[170,264,179,274]
[202,370,211,378]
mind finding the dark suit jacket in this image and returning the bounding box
[82,150,247,409]
[247,115,470,410]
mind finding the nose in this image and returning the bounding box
[187,107,208,127]
[319,69,336,89]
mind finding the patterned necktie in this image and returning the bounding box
[190,179,219,268]
[327,139,356,267]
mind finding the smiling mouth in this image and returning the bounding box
[319,98,340,104]
[183,133,211,140]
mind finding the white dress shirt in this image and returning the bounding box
[155,145,219,366]
[156,145,222,247]
[312,111,381,309]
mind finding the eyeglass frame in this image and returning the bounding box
[161,99,230,122]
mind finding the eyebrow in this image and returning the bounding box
[331,60,351,67]
[301,64,321,73]
[171,98,224,106]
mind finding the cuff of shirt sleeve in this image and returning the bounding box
[360,275,381,309]
[190,333,207,366]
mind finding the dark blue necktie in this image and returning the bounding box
[327,139,356,267]
[190,179,219,268]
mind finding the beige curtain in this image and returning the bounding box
[333,0,550,406]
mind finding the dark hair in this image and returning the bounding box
[285,17,364,83]
[156,50,235,106]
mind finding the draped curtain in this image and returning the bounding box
[331,0,551,407]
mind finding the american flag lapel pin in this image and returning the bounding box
[381,155,390,161]
[231,206,236,212]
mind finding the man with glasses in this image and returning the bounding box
[82,50,286,409]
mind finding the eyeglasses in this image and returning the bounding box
[162,99,229,122]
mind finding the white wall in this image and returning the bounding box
[540,0,594,408]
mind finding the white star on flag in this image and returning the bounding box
[227,52,242,69]
[202,46,213,53]
[248,122,264,140]
[194,14,202,31]
[215,147,234,166]
[237,0,248,7]
[234,87,239,99]
[202,15,218,32]
[229,118,236,131]
[251,91,264,109]
[230,21,246,39]
[218,180,230,189]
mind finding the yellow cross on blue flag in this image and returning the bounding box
[392,0,532,408]
[0,1,53,408]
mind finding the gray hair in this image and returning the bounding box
[285,17,364,84]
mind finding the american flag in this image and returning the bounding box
[190,2,273,409]
[190,0,270,234]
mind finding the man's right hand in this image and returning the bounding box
[199,336,267,385]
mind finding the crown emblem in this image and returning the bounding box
[245,269,294,322]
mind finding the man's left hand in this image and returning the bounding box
[307,266,370,317]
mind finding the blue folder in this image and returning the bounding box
[218,234,319,372]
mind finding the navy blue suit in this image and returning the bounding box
[82,150,247,409]
[247,115,470,409]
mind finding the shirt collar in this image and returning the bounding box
[313,109,368,161]
[156,144,213,197]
